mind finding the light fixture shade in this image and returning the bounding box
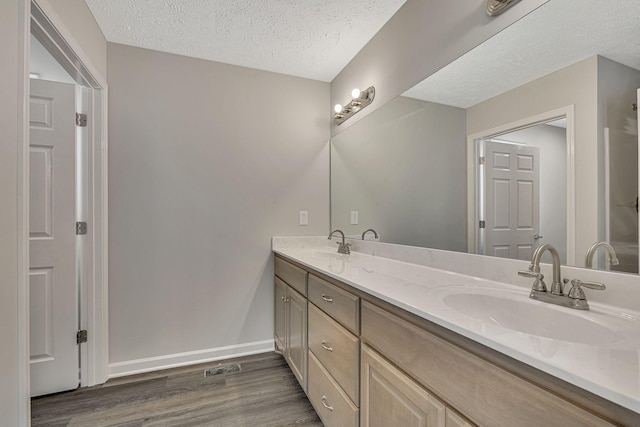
[334,104,344,113]
[351,88,361,98]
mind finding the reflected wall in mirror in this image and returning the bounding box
[330,0,640,273]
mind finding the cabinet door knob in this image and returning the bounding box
[321,341,333,352]
[321,294,333,303]
[321,395,334,412]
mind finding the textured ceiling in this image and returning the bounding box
[85,0,406,82]
[404,0,640,108]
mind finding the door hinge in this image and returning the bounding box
[479,220,486,229]
[479,156,486,165]
[76,112,87,127]
[76,221,87,235]
[76,330,88,344]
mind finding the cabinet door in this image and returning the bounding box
[287,287,308,392]
[361,344,445,427]
[274,277,287,353]
[446,408,476,427]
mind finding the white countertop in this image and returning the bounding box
[273,243,640,415]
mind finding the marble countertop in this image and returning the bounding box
[273,242,640,415]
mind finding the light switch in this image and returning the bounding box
[350,211,359,225]
[299,211,309,226]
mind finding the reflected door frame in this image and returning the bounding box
[466,105,576,265]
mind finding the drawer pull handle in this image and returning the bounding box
[281,296,285,301]
[321,341,333,352]
[321,294,334,303]
[321,395,334,412]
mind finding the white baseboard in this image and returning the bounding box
[108,339,275,379]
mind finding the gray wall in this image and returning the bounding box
[330,0,549,136]
[331,96,467,250]
[468,56,599,265]
[0,1,25,424]
[41,0,107,79]
[597,56,640,272]
[107,44,329,364]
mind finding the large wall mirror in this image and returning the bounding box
[331,0,640,274]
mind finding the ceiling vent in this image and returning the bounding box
[486,0,522,16]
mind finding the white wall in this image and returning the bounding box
[331,96,467,251]
[468,56,599,266]
[107,44,329,368]
[330,0,549,136]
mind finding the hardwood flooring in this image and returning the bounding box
[31,352,322,427]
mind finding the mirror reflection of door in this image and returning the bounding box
[480,140,540,261]
[477,118,568,263]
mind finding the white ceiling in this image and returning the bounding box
[85,0,406,82]
[404,0,640,108]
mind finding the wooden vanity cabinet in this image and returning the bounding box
[274,255,631,427]
[307,273,361,427]
[274,258,308,392]
[361,301,613,427]
[361,344,446,427]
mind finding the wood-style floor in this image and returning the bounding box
[31,352,322,427]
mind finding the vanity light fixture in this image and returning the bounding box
[486,0,521,16]
[334,86,375,125]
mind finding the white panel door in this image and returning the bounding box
[29,79,78,397]
[484,141,540,260]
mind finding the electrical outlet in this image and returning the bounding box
[350,211,359,225]
[299,211,309,226]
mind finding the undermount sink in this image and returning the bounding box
[435,287,627,346]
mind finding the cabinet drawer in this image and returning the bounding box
[308,274,359,334]
[308,351,359,427]
[308,303,359,404]
[361,301,613,427]
[275,256,307,296]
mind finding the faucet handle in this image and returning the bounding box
[568,279,606,300]
[336,242,351,254]
[518,270,547,292]
[518,270,543,279]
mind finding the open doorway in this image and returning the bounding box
[467,106,575,265]
[26,0,109,400]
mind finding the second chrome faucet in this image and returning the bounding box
[328,229,350,254]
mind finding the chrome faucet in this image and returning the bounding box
[530,244,563,295]
[361,228,379,240]
[585,241,619,269]
[328,229,350,254]
[518,243,605,310]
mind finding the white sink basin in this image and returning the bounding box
[443,292,620,345]
[429,285,640,346]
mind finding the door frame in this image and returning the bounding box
[466,105,576,264]
[18,0,109,414]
